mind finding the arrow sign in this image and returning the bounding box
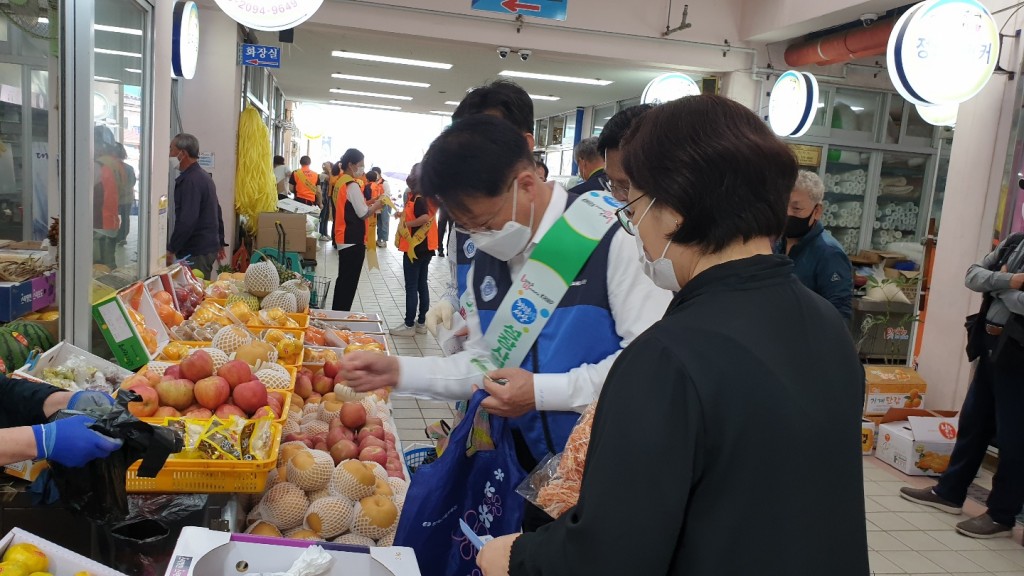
[238,43,282,68]
[471,0,567,21]
[501,0,541,13]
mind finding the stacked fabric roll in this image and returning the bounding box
[873,230,916,249]
[874,202,919,231]
[821,200,863,229]
[824,170,868,196]
[829,228,860,254]
[879,176,917,197]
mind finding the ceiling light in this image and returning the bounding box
[499,70,612,86]
[529,94,560,101]
[94,76,119,82]
[331,51,452,70]
[429,111,453,116]
[125,68,142,74]
[329,88,412,101]
[329,100,402,111]
[95,24,143,36]
[96,48,142,58]
[330,73,430,88]
[38,17,48,24]
[444,101,461,106]
[850,106,865,112]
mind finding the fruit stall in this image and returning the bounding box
[0,260,423,576]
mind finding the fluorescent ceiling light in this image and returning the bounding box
[329,88,412,101]
[125,68,142,74]
[529,94,560,101]
[96,48,142,58]
[850,106,865,112]
[38,17,48,24]
[331,73,429,88]
[94,76,119,82]
[429,111,453,116]
[444,101,461,106]
[499,70,612,86]
[331,51,452,70]
[329,100,402,111]
[96,24,143,36]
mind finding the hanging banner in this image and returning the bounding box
[768,70,819,138]
[887,0,999,107]
[213,0,324,32]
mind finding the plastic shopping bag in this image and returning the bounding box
[516,401,596,519]
[394,390,526,576]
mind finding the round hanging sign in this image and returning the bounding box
[293,103,324,139]
[887,0,999,107]
[916,102,958,127]
[212,0,324,32]
[172,1,200,80]
[641,73,701,105]
[768,70,819,138]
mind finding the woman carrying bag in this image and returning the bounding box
[332,149,383,311]
[390,163,438,337]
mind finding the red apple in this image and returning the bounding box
[359,435,386,451]
[126,385,159,417]
[313,441,329,452]
[295,375,313,399]
[163,364,182,380]
[384,431,396,444]
[180,350,214,382]
[329,439,359,464]
[153,406,181,418]
[357,424,385,442]
[326,426,349,448]
[215,404,247,419]
[194,376,230,410]
[155,379,196,411]
[267,396,283,416]
[359,446,388,467]
[217,360,254,390]
[312,374,334,395]
[253,406,277,419]
[185,407,213,419]
[121,374,150,391]
[340,402,367,429]
[233,380,269,415]
[323,360,343,379]
[329,417,343,430]
[283,432,315,449]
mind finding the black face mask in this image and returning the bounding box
[784,213,815,238]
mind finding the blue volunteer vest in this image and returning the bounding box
[456,230,473,300]
[473,193,622,462]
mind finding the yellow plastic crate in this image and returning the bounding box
[246,312,310,330]
[126,423,281,494]
[155,340,212,361]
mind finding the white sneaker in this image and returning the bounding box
[415,323,427,334]
[318,234,330,242]
[390,324,416,337]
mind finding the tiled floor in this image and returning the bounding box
[315,240,1024,575]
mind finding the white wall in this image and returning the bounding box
[177,5,241,264]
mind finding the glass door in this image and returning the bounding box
[871,151,930,250]
[822,146,873,253]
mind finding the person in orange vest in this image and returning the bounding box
[333,148,383,311]
[289,155,321,207]
[93,125,123,269]
[390,163,438,337]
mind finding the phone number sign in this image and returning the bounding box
[213,0,324,31]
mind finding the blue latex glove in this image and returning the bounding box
[67,390,115,412]
[32,414,123,467]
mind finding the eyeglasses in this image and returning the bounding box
[600,175,630,198]
[614,194,646,236]
[452,180,516,234]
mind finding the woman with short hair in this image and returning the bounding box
[332,148,383,311]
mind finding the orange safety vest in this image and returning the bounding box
[397,194,439,253]
[95,156,123,231]
[293,166,319,203]
[334,174,367,246]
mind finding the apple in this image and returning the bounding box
[340,402,367,429]
[163,364,182,380]
[295,375,313,399]
[283,432,315,449]
[126,385,159,417]
[180,350,215,382]
[313,441,329,452]
[323,360,342,379]
[365,417,383,428]
[153,406,181,418]
[357,424,385,442]
[215,404,247,419]
[155,379,196,411]
[384,431,396,444]
[312,374,334,395]
[359,446,388,467]
[329,439,359,464]
[253,406,277,419]
[233,380,269,415]
[217,360,254,390]
[358,435,386,451]
[267,396,283,416]
[121,374,150,391]
[329,417,343,430]
[194,376,230,410]
[326,426,348,448]
[185,407,213,419]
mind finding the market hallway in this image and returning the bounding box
[313,242,1024,575]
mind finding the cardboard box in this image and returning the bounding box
[305,236,319,260]
[164,527,421,576]
[0,272,56,322]
[862,418,879,455]
[257,212,307,253]
[0,528,127,575]
[875,408,959,476]
[863,365,927,415]
[13,340,133,386]
[3,458,47,482]
[277,198,322,215]
[92,284,171,370]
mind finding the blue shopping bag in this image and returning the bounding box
[395,390,526,576]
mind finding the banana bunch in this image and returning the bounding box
[235,106,278,234]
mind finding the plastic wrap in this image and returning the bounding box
[244,545,334,576]
[516,402,596,518]
[39,353,123,393]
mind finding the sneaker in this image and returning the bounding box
[956,513,1013,539]
[318,234,330,242]
[899,486,963,514]
[415,322,427,334]
[390,324,416,337]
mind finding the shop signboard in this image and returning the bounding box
[171,1,200,80]
[641,73,701,105]
[471,0,568,21]
[239,44,281,68]
[768,70,818,138]
[788,143,822,167]
[214,0,324,31]
[887,0,999,107]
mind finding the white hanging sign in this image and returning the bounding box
[768,70,819,138]
[172,1,200,80]
[887,0,999,107]
[641,73,701,105]
[916,102,958,127]
[212,0,324,32]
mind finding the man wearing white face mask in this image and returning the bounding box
[338,115,671,530]
[166,133,225,278]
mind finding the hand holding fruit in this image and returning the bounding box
[338,352,399,392]
[477,533,519,576]
[480,368,536,418]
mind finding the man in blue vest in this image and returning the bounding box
[339,114,671,529]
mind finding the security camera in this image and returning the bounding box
[519,49,532,62]
[860,13,878,26]
[497,47,510,59]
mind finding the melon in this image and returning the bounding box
[255,368,291,390]
[286,450,334,491]
[261,290,298,314]
[245,261,280,297]
[197,347,230,371]
[304,496,355,539]
[333,533,375,547]
[258,482,309,530]
[281,279,311,312]
[330,460,376,500]
[212,325,253,354]
[351,494,398,540]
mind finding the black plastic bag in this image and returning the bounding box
[47,389,184,524]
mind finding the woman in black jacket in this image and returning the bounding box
[479,95,869,575]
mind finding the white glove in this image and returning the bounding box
[424,300,455,336]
